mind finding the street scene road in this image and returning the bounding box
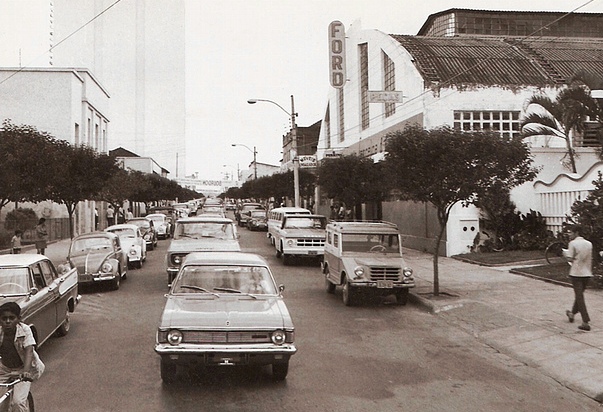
[30,212,600,412]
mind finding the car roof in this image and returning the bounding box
[73,231,118,240]
[106,224,139,230]
[284,214,326,219]
[0,254,48,267]
[327,221,400,233]
[176,217,234,223]
[182,252,269,267]
[146,213,167,218]
[269,207,311,214]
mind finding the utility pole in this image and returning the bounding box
[291,95,300,207]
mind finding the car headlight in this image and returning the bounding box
[173,255,182,265]
[143,233,151,240]
[353,266,365,278]
[271,330,286,345]
[167,329,183,345]
[129,248,137,256]
[403,267,413,277]
[287,239,294,246]
[101,262,113,273]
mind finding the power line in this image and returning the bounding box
[0,0,123,87]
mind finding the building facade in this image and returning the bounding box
[317,9,603,256]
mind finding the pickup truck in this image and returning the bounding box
[0,254,80,346]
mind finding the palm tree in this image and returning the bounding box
[521,86,599,173]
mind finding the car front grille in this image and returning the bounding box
[369,267,401,281]
[296,238,325,247]
[182,330,273,344]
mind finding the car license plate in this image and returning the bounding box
[208,353,246,365]
[377,280,393,288]
[308,251,317,255]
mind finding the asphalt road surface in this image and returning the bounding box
[32,215,601,411]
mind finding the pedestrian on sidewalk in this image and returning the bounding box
[35,218,48,255]
[563,224,593,331]
[106,205,115,227]
[11,230,22,254]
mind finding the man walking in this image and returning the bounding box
[106,205,115,227]
[563,224,593,331]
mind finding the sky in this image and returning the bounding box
[186,0,600,179]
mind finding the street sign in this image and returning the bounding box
[368,91,404,103]
[298,155,317,168]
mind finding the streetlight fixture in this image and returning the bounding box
[231,143,257,180]
[247,95,300,207]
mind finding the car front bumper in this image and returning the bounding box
[155,343,297,366]
[78,272,118,284]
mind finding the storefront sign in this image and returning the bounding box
[329,21,346,89]
[368,91,404,103]
[299,155,317,168]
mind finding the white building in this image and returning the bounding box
[318,9,603,256]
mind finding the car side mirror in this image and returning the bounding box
[278,284,285,294]
[29,288,39,296]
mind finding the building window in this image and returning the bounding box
[74,123,79,145]
[324,103,331,149]
[338,89,345,143]
[453,110,521,139]
[359,43,369,130]
[382,51,396,117]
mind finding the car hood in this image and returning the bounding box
[69,252,113,273]
[343,254,407,267]
[160,296,292,329]
[168,239,241,253]
[281,228,324,238]
[119,238,139,249]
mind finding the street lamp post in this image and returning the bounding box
[231,144,257,180]
[247,95,300,207]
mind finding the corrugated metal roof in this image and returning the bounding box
[390,35,603,88]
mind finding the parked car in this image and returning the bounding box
[127,217,158,250]
[322,221,415,306]
[148,207,177,236]
[272,214,327,265]
[68,231,127,290]
[165,217,241,284]
[146,213,172,239]
[246,209,268,231]
[155,252,296,383]
[0,254,80,347]
[105,224,147,269]
[235,203,265,226]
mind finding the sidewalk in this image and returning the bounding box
[404,247,603,402]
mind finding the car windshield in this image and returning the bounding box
[148,216,164,224]
[108,228,136,238]
[71,237,112,254]
[284,217,326,229]
[174,222,235,240]
[173,265,276,295]
[341,233,401,254]
[129,220,150,228]
[0,268,30,293]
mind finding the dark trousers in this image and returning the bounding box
[571,276,590,323]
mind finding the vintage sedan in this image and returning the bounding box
[146,213,171,239]
[155,252,296,383]
[0,254,80,347]
[105,224,147,269]
[127,217,158,250]
[68,231,127,290]
[246,210,268,231]
[165,216,240,284]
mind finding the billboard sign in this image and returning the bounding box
[298,155,317,168]
[329,21,346,89]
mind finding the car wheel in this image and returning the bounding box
[342,277,356,306]
[111,273,120,291]
[136,260,143,269]
[148,242,154,251]
[161,358,177,384]
[272,361,289,381]
[121,265,127,280]
[56,308,70,336]
[276,245,282,258]
[396,289,409,305]
[282,254,292,266]
[325,276,336,294]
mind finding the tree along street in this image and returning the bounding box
[32,214,600,411]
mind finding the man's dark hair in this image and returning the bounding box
[0,302,21,317]
[568,224,584,236]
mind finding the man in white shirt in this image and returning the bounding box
[563,224,593,331]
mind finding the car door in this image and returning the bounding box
[114,236,127,275]
[25,262,58,344]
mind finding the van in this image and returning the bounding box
[267,207,311,245]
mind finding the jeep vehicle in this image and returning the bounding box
[322,221,414,306]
